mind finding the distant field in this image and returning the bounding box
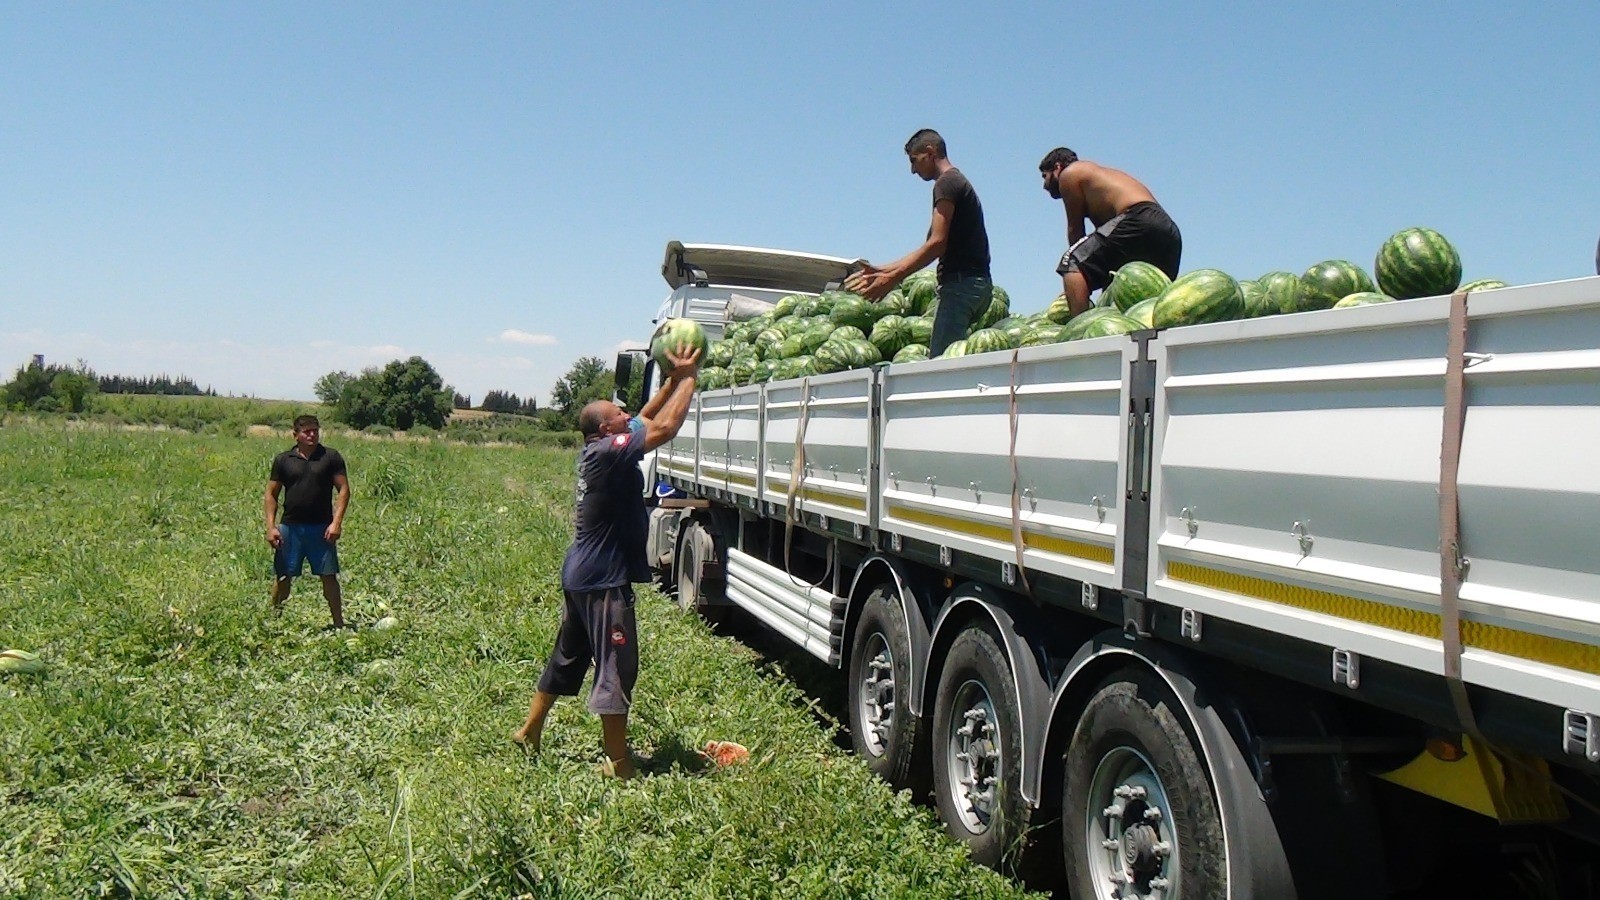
[0,422,1037,898]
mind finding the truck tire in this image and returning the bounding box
[1064,672,1225,900]
[674,521,723,622]
[932,624,1027,871]
[847,587,918,790]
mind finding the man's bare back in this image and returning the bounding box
[1061,160,1157,229]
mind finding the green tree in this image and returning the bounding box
[333,357,454,430]
[548,356,612,430]
[2,360,98,412]
[313,370,355,405]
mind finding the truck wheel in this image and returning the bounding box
[1064,673,1225,900]
[847,587,918,790]
[675,521,723,621]
[932,625,1026,870]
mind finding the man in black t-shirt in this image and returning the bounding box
[511,343,701,779]
[847,128,993,355]
[265,415,351,628]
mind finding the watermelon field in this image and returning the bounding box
[0,418,1041,898]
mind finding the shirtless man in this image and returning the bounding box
[1041,147,1182,317]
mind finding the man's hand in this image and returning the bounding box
[324,523,342,543]
[664,344,702,381]
[267,525,282,548]
[845,264,896,301]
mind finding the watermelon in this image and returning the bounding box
[0,648,45,676]
[966,328,1015,354]
[1074,312,1143,339]
[830,325,867,343]
[870,315,914,358]
[812,340,854,374]
[775,316,811,337]
[1020,323,1069,346]
[1103,262,1172,312]
[1375,227,1463,300]
[1044,293,1075,324]
[698,366,728,391]
[775,335,807,359]
[893,344,930,363]
[902,270,938,315]
[752,327,786,360]
[706,341,736,368]
[1124,297,1158,329]
[1333,291,1394,309]
[1257,271,1301,315]
[651,318,709,368]
[844,339,883,368]
[793,296,822,318]
[1061,306,1126,340]
[875,290,912,317]
[977,287,1011,329]
[1298,261,1375,311]
[772,295,802,319]
[829,296,877,330]
[1239,280,1274,319]
[991,316,1032,345]
[729,355,758,385]
[941,339,971,358]
[906,316,934,346]
[1154,269,1246,328]
[1460,279,1508,293]
[800,324,836,352]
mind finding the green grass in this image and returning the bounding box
[0,422,1039,898]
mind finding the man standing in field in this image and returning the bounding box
[264,415,351,629]
[1041,147,1183,317]
[846,128,993,356]
[512,343,701,779]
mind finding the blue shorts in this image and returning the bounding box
[274,523,340,577]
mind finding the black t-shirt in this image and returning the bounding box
[560,424,650,591]
[931,167,991,283]
[269,445,347,525]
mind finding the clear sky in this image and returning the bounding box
[4,2,1598,405]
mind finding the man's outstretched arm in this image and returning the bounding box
[847,200,954,300]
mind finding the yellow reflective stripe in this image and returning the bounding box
[886,505,1114,564]
[1168,562,1600,676]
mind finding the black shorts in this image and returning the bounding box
[536,585,638,715]
[1057,201,1183,293]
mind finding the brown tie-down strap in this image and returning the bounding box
[1439,290,1479,738]
[1008,349,1034,598]
[783,377,831,589]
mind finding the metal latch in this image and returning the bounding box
[889,532,902,552]
[1332,649,1360,689]
[1081,583,1099,611]
[1001,561,1016,586]
[1563,709,1600,762]
[939,545,953,567]
[1180,608,1202,642]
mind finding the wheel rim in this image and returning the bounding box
[943,679,1001,833]
[856,632,895,757]
[675,529,698,610]
[1083,745,1181,899]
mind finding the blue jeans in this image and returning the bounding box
[930,275,993,356]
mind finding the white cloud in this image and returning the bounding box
[496,329,558,346]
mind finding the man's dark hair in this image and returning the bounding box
[577,401,609,439]
[293,414,320,431]
[905,129,947,158]
[1039,147,1080,172]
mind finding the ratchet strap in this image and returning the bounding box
[1439,289,1479,738]
[1008,349,1034,597]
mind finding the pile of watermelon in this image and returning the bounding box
[689,227,1505,391]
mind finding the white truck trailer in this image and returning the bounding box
[618,241,1600,899]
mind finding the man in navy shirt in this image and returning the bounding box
[512,342,701,778]
[265,415,351,628]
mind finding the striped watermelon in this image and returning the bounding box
[893,344,930,363]
[876,290,912,316]
[829,296,877,330]
[1461,279,1508,293]
[776,335,806,359]
[1059,306,1122,340]
[906,316,934,346]
[1020,323,1069,346]
[1257,271,1301,315]
[830,325,866,343]
[976,287,1010,329]
[812,340,854,374]
[1333,291,1394,309]
[800,324,835,352]
[1104,261,1172,312]
[1073,311,1143,339]
[1239,279,1274,318]
[1153,269,1246,328]
[966,328,1015,354]
[1044,293,1074,325]
[870,315,914,358]
[844,339,882,368]
[1124,297,1157,329]
[901,270,938,315]
[1375,227,1463,300]
[651,318,709,368]
[940,339,971,358]
[772,295,802,318]
[1298,261,1375,311]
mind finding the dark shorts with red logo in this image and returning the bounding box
[536,585,638,715]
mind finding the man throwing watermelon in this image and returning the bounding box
[1041,147,1183,317]
[511,342,701,780]
[846,128,993,356]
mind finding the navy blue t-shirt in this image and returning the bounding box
[560,420,650,591]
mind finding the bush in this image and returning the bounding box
[364,424,394,437]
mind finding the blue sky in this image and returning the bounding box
[4,2,1598,404]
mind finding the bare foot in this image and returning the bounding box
[598,756,636,780]
[510,728,539,752]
